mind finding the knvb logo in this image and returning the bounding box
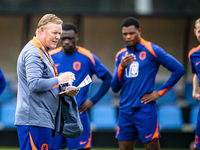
[41,143,49,150]
[139,51,146,60]
[73,61,81,71]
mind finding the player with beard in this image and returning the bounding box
[111,17,185,150]
[49,23,112,150]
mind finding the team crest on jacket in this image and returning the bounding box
[139,51,146,60]
[73,61,81,71]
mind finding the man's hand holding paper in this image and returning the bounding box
[64,86,80,97]
[59,75,92,95]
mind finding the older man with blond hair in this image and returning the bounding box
[15,14,79,150]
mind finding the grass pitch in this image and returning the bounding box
[0,148,190,150]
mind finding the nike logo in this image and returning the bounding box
[145,134,152,139]
[55,63,60,67]
[80,141,87,145]
[196,61,200,66]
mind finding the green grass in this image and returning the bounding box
[0,148,19,150]
[92,149,190,150]
[0,148,190,150]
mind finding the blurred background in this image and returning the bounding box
[0,0,200,149]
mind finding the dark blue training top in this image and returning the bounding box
[111,38,185,114]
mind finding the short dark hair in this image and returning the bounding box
[62,23,78,34]
[121,17,140,29]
